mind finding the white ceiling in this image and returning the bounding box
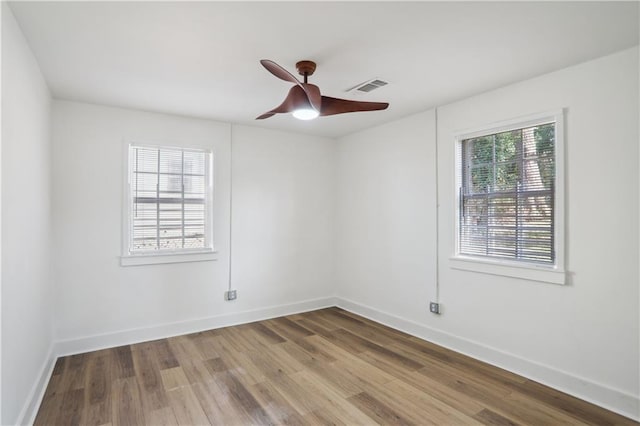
[8,1,639,138]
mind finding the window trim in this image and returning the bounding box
[450,109,565,285]
[120,140,217,266]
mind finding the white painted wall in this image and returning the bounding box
[51,101,336,345]
[231,125,336,308]
[335,110,437,318]
[335,48,639,418]
[1,4,54,425]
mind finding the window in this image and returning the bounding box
[452,111,565,284]
[122,143,215,265]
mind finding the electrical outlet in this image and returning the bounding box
[429,302,440,314]
[225,290,237,301]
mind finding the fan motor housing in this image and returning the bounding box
[296,60,316,77]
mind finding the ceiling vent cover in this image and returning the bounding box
[347,78,389,93]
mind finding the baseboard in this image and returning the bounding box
[55,296,338,357]
[16,344,57,426]
[335,297,640,422]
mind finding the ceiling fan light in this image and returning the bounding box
[292,108,319,120]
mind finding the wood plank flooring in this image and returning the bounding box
[35,308,637,425]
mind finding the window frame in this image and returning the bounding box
[450,110,566,285]
[121,141,217,266]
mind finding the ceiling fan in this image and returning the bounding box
[256,59,389,121]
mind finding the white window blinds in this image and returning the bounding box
[129,145,212,253]
[459,122,555,264]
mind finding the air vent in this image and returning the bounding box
[346,78,389,93]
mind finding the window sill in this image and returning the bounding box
[449,255,565,285]
[120,250,218,266]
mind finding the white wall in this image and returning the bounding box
[51,101,336,347]
[1,4,54,425]
[335,47,639,418]
[231,125,336,308]
[335,110,437,318]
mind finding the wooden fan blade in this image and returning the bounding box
[260,60,321,113]
[260,59,301,85]
[302,83,322,112]
[320,96,389,116]
[255,85,311,120]
[256,111,276,120]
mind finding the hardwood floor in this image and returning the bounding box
[35,308,636,425]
